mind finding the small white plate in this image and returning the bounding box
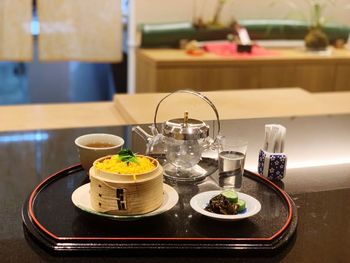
[190,191,261,221]
[71,183,178,220]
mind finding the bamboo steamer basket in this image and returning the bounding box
[89,155,163,215]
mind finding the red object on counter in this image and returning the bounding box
[186,49,205,56]
[204,42,279,58]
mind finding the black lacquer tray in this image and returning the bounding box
[22,164,297,254]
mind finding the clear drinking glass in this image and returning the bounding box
[218,137,248,191]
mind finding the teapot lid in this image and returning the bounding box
[162,112,209,140]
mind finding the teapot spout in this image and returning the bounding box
[132,126,153,143]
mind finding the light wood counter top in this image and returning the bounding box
[313,91,350,114]
[0,102,126,132]
[113,88,339,124]
[138,48,350,66]
[2,88,350,132]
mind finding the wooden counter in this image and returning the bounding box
[136,48,350,93]
[114,88,327,124]
[2,88,350,132]
[113,88,350,125]
[0,102,126,132]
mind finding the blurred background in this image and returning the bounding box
[1,0,349,105]
[0,0,128,105]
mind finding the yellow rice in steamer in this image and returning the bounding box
[94,155,156,174]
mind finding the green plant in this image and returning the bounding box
[308,0,336,27]
[303,1,336,49]
[270,0,339,50]
[212,0,227,26]
[194,0,235,28]
[270,0,336,27]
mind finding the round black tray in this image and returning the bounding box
[22,164,297,254]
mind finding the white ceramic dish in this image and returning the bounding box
[190,191,261,221]
[71,183,178,220]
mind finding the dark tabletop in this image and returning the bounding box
[1,115,350,262]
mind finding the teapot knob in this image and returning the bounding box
[184,111,189,126]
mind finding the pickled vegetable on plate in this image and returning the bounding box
[205,189,246,215]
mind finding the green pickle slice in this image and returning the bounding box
[237,199,246,212]
[221,189,238,203]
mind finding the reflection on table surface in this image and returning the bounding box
[1,114,350,262]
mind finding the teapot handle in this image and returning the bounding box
[153,89,221,136]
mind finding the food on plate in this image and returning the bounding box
[205,189,246,215]
[236,199,246,213]
[94,149,156,175]
[89,149,163,215]
[221,189,238,203]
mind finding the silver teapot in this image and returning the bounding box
[133,90,221,182]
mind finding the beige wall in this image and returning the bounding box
[134,0,350,29]
[196,0,350,26]
[134,0,194,25]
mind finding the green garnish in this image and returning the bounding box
[237,199,246,212]
[118,148,139,164]
[221,189,238,204]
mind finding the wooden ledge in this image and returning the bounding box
[0,102,126,132]
[113,88,332,124]
[2,88,350,133]
[138,48,350,66]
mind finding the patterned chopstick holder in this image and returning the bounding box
[258,149,287,181]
